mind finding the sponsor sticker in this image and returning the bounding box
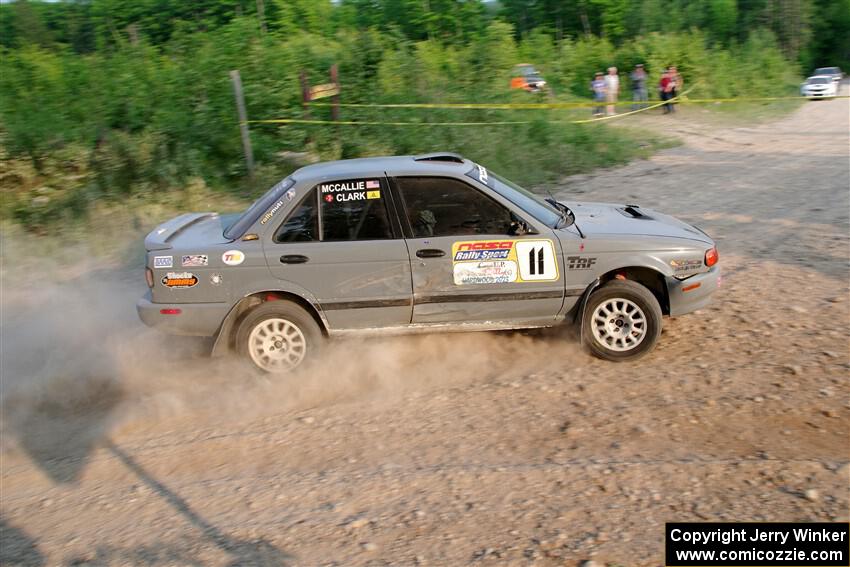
[161,272,198,289]
[153,256,173,269]
[366,190,381,200]
[453,240,514,262]
[454,260,518,285]
[181,254,208,267]
[260,200,285,225]
[670,258,703,273]
[451,239,558,284]
[567,256,597,270]
[210,273,223,286]
[477,165,488,184]
[285,188,296,201]
[222,250,245,266]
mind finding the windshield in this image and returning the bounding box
[223,177,295,240]
[815,67,838,75]
[808,77,830,84]
[466,165,561,227]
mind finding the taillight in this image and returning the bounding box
[160,308,182,315]
[145,267,154,288]
[705,247,719,267]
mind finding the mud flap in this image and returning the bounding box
[577,278,602,350]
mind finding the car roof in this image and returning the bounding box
[807,75,833,79]
[291,153,475,182]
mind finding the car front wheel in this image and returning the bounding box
[583,280,663,361]
[236,301,323,373]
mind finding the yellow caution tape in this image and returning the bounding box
[247,119,531,126]
[307,93,847,110]
[247,87,694,127]
[249,85,848,127]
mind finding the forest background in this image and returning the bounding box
[1,0,846,233]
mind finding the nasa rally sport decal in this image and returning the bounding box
[451,240,559,285]
[161,272,198,289]
[222,250,245,266]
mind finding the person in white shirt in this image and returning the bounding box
[604,67,620,116]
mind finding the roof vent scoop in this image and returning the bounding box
[413,152,465,164]
[623,205,645,218]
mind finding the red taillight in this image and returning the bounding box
[160,308,182,315]
[705,247,719,267]
[145,268,154,288]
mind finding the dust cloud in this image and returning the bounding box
[0,240,584,454]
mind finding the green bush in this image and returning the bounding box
[0,14,802,229]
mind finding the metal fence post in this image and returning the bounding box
[230,69,255,176]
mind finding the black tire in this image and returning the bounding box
[582,280,663,362]
[235,301,323,373]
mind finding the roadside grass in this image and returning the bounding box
[613,97,806,130]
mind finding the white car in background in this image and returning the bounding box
[813,67,843,84]
[801,75,838,98]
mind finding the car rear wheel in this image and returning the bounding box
[236,301,322,373]
[583,280,662,361]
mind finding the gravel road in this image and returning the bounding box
[1,91,848,566]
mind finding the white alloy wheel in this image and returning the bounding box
[591,297,647,352]
[247,317,307,372]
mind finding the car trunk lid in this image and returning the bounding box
[144,212,230,251]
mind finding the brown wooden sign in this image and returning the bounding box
[300,65,340,121]
[307,82,340,101]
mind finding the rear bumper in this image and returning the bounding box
[667,265,720,317]
[136,292,230,337]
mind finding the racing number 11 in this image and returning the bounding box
[528,246,545,276]
[516,240,558,282]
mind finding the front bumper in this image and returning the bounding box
[667,265,721,317]
[802,90,835,97]
[137,292,230,337]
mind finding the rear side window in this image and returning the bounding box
[394,176,515,237]
[274,178,393,242]
[320,178,393,241]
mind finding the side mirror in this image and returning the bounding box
[510,220,531,236]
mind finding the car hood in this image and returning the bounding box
[561,201,713,244]
[144,212,238,251]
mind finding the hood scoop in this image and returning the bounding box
[618,204,651,219]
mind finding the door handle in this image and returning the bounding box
[280,254,309,264]
[416,249,446,259]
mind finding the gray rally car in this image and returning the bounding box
[137,153,720,372]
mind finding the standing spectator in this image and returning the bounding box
[630,63,648,110]
[590,72,606,117]
[659,68,674,114]
[670,65,683,109]
[604,67,620,116]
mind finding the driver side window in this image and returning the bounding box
[394,177,516,237]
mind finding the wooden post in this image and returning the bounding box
[229,70,254,176]
[329,64,340,122]
[255,0,266,33]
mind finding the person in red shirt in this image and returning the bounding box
[659,68,675,114]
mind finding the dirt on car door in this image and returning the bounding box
[391,176,565,326]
